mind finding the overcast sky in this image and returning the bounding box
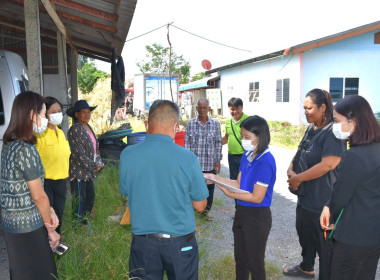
[95,0,379,79]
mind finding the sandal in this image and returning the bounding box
[283,265,315,278]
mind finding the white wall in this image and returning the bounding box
[219,54,302,125]
[218,30,380,124]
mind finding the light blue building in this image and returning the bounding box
[201,20,380,124]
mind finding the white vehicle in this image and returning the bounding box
[0,49,28,154]
[133,73,179,118]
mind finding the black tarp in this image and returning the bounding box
[110,50,125,124]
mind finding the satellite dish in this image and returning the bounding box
[202,59,212,70]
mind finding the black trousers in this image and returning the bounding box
[3,227,58,280]
[70,178,95,224]
[233,205,272,280]
[202,170,216,211]
[330,241,380,280]
[129,233,199,280]
[228,153,243,180]
[45,178,67,233]
[296,206,331,280]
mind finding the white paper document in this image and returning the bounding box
[207,178,249,193]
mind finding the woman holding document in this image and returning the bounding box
[320,95,380,280]
[204,115,276,280]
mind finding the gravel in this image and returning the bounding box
[0,145,379,280]
[198,145,380,280]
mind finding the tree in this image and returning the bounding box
[77,62,109,94]
[137,43,191,84]
[191,72,206,82]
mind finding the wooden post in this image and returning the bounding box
[24,0,43,94]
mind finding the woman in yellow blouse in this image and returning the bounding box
[36,97,71,233]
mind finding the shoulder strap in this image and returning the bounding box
[230,119,243,149]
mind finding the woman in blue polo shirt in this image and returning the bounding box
[205,115,276,280]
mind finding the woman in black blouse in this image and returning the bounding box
[67,100,104,225]
[283,89,346,279]
[321,95,380,280]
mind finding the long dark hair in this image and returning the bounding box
[3,91,46,145]
[306,89,334,124]
[240,115,270,154]
[335,95,380,146]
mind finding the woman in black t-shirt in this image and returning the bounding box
[321,95,380,280]
[283,89,345,280]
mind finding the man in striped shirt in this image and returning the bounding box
[185,98,222,220]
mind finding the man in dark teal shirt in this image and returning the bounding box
[119,100,208,279]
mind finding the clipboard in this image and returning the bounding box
[207,178,249,193]
[120,207,131,225]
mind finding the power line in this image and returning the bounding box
[125,23,171,42]
[125,23,251,53]
[172,25,251,53]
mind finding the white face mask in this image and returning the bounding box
[332,122,352,140]
[242,137,257,152]
[33,114,48,134]
[48,112,63,126]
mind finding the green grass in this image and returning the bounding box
[57,163,285,279]
[57,165,132,279]
[268,121,306,150]
[212,197,224,208]
[124,116,306,150]
[218,118,305,150]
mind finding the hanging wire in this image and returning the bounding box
[171,24,251,53]
[125,23,172,42]
[125,23,251,53]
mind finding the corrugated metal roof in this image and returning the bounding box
[206,20,380,74]
[179,74,220,91]
[0,0,137,69]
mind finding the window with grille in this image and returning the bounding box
[249,82,259,102]
[276,79,290,102]
[329,77,359,102]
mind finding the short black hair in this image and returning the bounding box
[334,95,380,146]
[240,115,270,154]
[149,100,179,124]
[228,97,243,108]
[45,96,63,111]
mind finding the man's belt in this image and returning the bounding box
[135,231,195,241]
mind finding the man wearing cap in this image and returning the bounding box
[66,100,104,225]
[185,98,222,221]
[223,97,249,180]
[119,100,208,279]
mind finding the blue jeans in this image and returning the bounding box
[129,233,199,280]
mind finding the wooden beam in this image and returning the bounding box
[77,50,110,62]
[50,0,118,22]
[0,15,111,56]
[7,0,117,33]
[1,47,58,53]
[40,0,78,57]
[57,11,117,34]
